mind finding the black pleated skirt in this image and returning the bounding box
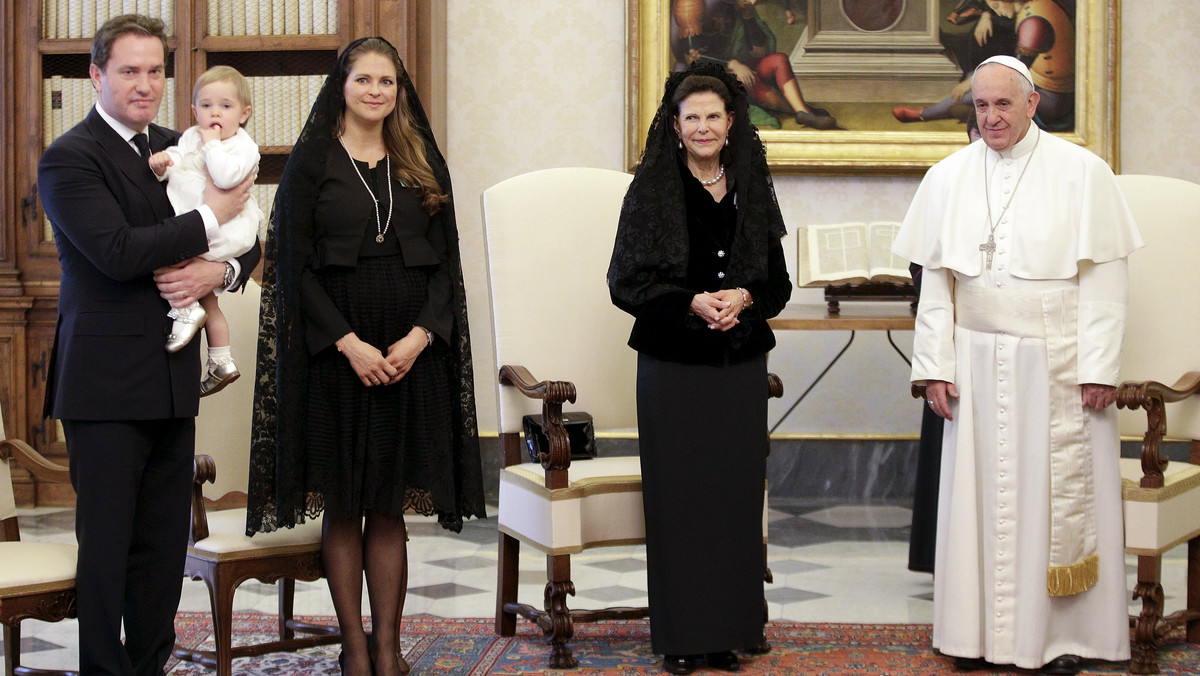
[304,255,454,521]
[636,352,767,655]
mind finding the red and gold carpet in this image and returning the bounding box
[168,612,1198,674]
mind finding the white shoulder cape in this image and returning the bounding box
[892,130,1144,278]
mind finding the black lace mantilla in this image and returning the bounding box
[245,38,485,535]
[607,62,786,313]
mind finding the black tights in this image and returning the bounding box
[323,511,409,676]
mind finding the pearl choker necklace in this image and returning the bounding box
[699,165,725,186]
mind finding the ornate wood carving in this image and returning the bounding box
[1117,372,1200,673]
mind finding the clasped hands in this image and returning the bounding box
[691,289,746,332]
[336,328,428,387]
[924,380,1118,421]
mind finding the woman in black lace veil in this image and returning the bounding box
[245,37,485,676]
[607,63,791,675]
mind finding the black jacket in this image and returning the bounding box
[38,107,261,420]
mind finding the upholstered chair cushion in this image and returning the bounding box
[0,542,76,595]
[189,508,323,561]
[1120,458,1200,556]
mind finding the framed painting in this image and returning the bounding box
[627,0,1119,175]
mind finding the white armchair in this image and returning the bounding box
[482,167,779,669]
[1114,174,1200,674]
[0,405,77,676]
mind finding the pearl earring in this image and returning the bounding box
[678,139,683,150]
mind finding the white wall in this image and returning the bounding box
[446,0,1200,436]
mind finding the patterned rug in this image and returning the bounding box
[168,612,1198,675]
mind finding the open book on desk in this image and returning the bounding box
[796,221,911,287]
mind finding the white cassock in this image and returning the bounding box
[893,126,1143,668]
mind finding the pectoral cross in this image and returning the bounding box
[979,234,996,270]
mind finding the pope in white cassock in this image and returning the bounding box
[892,55,1143,675]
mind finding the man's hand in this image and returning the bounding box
[926,380,959,421]
[973,11,994,46]
[727,59,758,89]
[951,77,972,103]
[1081,383,1117,410]
[154,259,225,308]
[203,171,253,224]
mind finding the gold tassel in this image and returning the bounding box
[1046,553,1099,597]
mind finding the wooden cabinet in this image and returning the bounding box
[0,0,444,506]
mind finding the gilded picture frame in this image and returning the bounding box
[627,0,1119,175]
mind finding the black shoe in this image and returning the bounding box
[744,638,772,655]
[954,656,991,671]
[662,655,701,675]
[706,651,741,671]
[1042,654,1082,675]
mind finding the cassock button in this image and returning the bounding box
[717,250,726,258]
[717,271,725,279]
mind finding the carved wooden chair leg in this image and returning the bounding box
[545,553,577,669]
[1189,535,1200,643]
[5,624,20,676]
[214,570,239,676]
[1130,554,1164,674]
[278,578,295,641]
[496,531,520,636]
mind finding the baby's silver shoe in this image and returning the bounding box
[200,359,239,397]
[166,303,207,353]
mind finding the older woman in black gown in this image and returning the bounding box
[608,63,792,675]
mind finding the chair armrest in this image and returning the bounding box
[498,364,578,480]
[767,373,783,399]
[189,455,217,545]
[0,437,70,484]
[1117,371,1200,488]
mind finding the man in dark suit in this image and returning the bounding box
[36,14,259,675]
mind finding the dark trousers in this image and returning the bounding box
[62,418,195,676]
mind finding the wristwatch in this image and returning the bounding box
[222,262,236,289]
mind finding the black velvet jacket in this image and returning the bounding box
[622,166,791,366]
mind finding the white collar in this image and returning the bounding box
[94,100,147,145]
[987,124,1040,161]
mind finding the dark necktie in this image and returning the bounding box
[132,133,150,159]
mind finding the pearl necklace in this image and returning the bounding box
[699,164,725,186]
[339,136,393,243]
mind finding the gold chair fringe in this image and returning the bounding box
[1047,553,1099,597]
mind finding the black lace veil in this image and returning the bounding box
[245,37,484,535]
[607,62,786,312]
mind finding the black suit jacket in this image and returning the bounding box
[38,107,261,421]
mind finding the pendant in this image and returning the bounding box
[376,234,385,243]
[979,233,996,270]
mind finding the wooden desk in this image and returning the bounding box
[769,304,915,332]
[767,304,915,432]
